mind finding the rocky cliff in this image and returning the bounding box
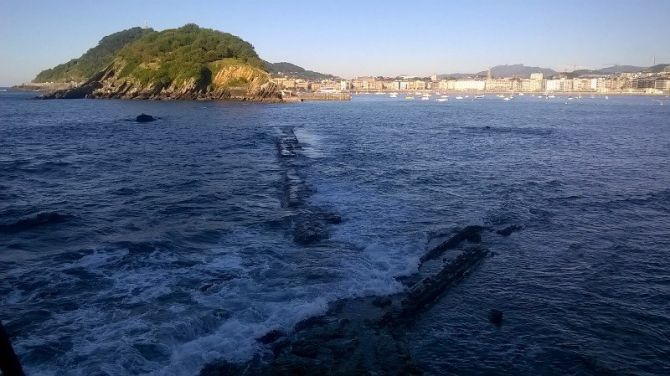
[44,59,282,102]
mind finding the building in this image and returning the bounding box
[453,80,485,91]
[572,78,597,92]
[546,78,573,92]
[485,78,512,92]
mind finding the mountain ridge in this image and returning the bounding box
[440,63,668,79]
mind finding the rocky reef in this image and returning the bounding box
[199,128,525,375]
[275,127,341,245]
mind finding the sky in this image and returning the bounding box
[1,0,669,85]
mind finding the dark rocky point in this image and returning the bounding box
[136,113,156,123]
[293,218,329,245]
[489,309,504,325]
[257,329,286,345]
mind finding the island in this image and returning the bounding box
[37,24,284,102]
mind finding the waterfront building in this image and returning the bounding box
[485,78,512,92]
[454,80,485,91]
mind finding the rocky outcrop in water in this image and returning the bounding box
[135,114,156,123]
[199,129,526,374]
[275,128,342,245]
[199,224,530,375]
[0,321,24,376]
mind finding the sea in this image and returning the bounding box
[1,90,669,375]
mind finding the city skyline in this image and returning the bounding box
[2,0,670,86]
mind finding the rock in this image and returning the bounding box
[136,113,156,123]
[321,212,342,224]
[199,360,245,376]
[0,321,24,376]
[496,225,523,236]
[257,329,286,344]
[293,218,328,245]
[489,309,503,325]
[420,225,487,263]
[290,340,320,358]
[402,247,489,319]
[372,296,392,308]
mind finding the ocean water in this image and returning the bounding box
[1,91,669,375]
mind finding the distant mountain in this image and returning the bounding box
[570,64,668,76]
[596,65,646,74]
[264,61,336,80]
[437,73,480,80]
[477,64,556,78]
[644,64,670,73]
[439,63,668,79]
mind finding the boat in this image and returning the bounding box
[436,98,448,102]
[389,92,398,98]
[455,96,464,100]
[421,96,430,101]
[475,95,484,99]
[503,97,511,101]
[405,96,415,100]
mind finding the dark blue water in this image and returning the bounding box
[1,91,669,375]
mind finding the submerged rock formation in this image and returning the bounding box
[201,224,525,375]
[275,127,341,245]
[199,131,527,374]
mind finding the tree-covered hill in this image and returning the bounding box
[42,24,282,101]
[114,24,265,87]
[264,61,337,80]
[34,27,153,83]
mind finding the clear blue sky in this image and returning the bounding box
[1,0,669,85]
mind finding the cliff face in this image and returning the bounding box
[45,58,283,102]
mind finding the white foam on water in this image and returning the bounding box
[4,126,429,376]
[292,127,324,158]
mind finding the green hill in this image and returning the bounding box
[114,24,265,87]
[42,24,282,101]
[264,61,336,80]
[34,27,153,83]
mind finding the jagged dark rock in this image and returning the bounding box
[489,309,504,325]
[257,329,286,345]
[135,114,156,123]
[293,217,329,245]
[420,225,488,263]
[0,321,24,376]
[400,246,489,319]
[496,224,523,236]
